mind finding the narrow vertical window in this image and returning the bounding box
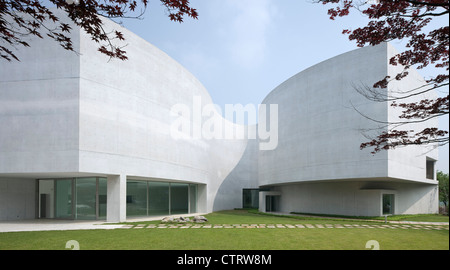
[426,158,436,180]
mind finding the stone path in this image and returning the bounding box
[122,223,449,230]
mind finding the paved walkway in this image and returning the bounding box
[0,220,448,233]
[0,219,124,233]
[0,213,207,233]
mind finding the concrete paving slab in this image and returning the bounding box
[0,219,124,232]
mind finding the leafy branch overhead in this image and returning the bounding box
[0,0,198,61]
[319,0,449,153]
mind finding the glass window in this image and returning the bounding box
[426,159,435,180]
[148,182,170,216]
[189,184,197,213]
[243,189,259,209]
[126,181,148,217]
[124,180,197,217]
[170,183,189,215]
[75,178,97,220]
[98,178,107,219]
[55,179,73,219]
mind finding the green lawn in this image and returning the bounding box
[0,210,448,250]
[289,211,450,223]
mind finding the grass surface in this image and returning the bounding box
[0,210,448,250]
[289,211,449,222]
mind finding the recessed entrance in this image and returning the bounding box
[265,195,279,212]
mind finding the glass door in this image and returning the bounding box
[265,195,278,212]
[55,179,74,219]
[382,194,395,215]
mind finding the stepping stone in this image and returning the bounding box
[120,225,134,229]
[285,224,296,228]
[295,224,305,228]
[316,224,324,228]
[305,224,315,228]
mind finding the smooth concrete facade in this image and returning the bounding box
[0,12,251,222]
[257,42,439,216]
[0,12,439,221]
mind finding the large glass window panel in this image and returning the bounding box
[98,178,107,219]
[127,181,148,217]
[171,183,189,215]
[148,182,169,216]
[189,184,197,213]
[55,179,73,219]
[75,178,97,220]
[243,189,259,209]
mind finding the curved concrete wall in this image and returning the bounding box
[0,12,439,219]
[259,43,438,187]
[0,12,251,213]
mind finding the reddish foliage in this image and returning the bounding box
[319,0,449,153]
[0,0,197,61]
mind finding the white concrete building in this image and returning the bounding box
[0,13,439,222]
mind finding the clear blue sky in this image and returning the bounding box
[118,0,448,172]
